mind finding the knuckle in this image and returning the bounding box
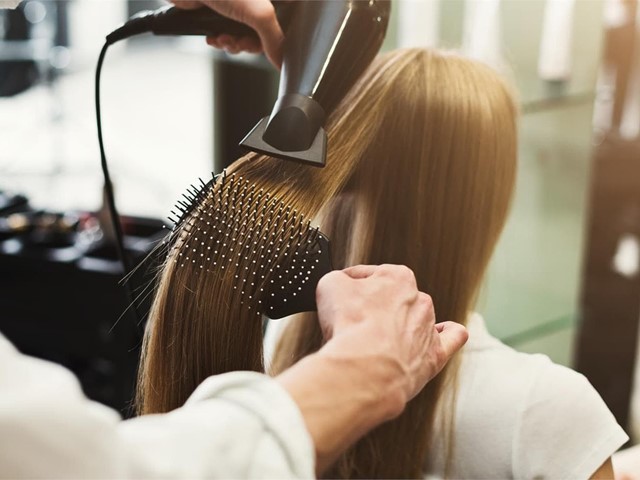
[316,270,342,293]
[380,264,414,281]
[377,263,394,275]
[396,265,417,283]
[419,293,434,312]
[315,272,332,292]
[418,291,432,305]
[417,294,435,325]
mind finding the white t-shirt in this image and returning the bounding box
[0,332,314,478]
[426,313,629,479]
[266,313,628,478]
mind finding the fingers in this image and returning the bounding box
[171,0,278,62]
[325,265,419,287]
[203,0,284,67]
[317,270,350,295]
[325,265,419,322]
[172,0,203,9]
[207,34,262,54]
[341,264,417,288]
[436,322,469,359]
[236,36,262,54]
[315,260,464,412]
[206,36,223,49]
[341,265,378,279]
[237,0,284,67]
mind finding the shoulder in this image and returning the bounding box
[460,313,605,397]
[431,317,562,478]
[462,311,627,429]
[453,317,567,432]
[457,313,560,396]
[445,314,627,478]
[511,355,627,478]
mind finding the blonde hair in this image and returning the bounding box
[137,48,518,477]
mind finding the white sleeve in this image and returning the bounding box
[0,333,315,479]
[513,357,628,479]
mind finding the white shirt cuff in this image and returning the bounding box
[187,371,316,478]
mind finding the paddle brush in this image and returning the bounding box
[164,170,332,319]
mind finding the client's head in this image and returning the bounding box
[312,47,518,322]
[138,48,518,476]
[269,48,518,477]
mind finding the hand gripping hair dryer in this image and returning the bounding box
[239,0,391,167]
[107,1,391,167]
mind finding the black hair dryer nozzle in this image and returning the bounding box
[240,0,391,167]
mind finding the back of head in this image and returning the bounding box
[325,48,517,322]
[273,48,518,378]
[138,48,518,476]
[272,48,518,477]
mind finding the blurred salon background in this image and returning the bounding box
[1,0,640,447]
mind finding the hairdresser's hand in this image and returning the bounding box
[172,0,284,67]
[277,264,467,473]
[317,264,469,413]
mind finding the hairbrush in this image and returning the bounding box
[165,170,332,319]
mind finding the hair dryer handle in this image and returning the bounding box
[107,2,294,45]
[149,5,255,38]
[150,3,293,39]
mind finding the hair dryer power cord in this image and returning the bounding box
[95,41,144,338]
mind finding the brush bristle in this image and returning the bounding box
[166,170,329,318]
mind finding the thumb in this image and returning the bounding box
[436,322,469,358]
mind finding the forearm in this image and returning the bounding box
[1,332,315,479]
[276,342,405,474]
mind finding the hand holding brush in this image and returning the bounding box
[277,264,469,474]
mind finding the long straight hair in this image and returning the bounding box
[137,48,518,477]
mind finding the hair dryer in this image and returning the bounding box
[240,0,391,166]
[106,0,391,167]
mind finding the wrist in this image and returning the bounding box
[275,343,406,474]
[316,334,408,420]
